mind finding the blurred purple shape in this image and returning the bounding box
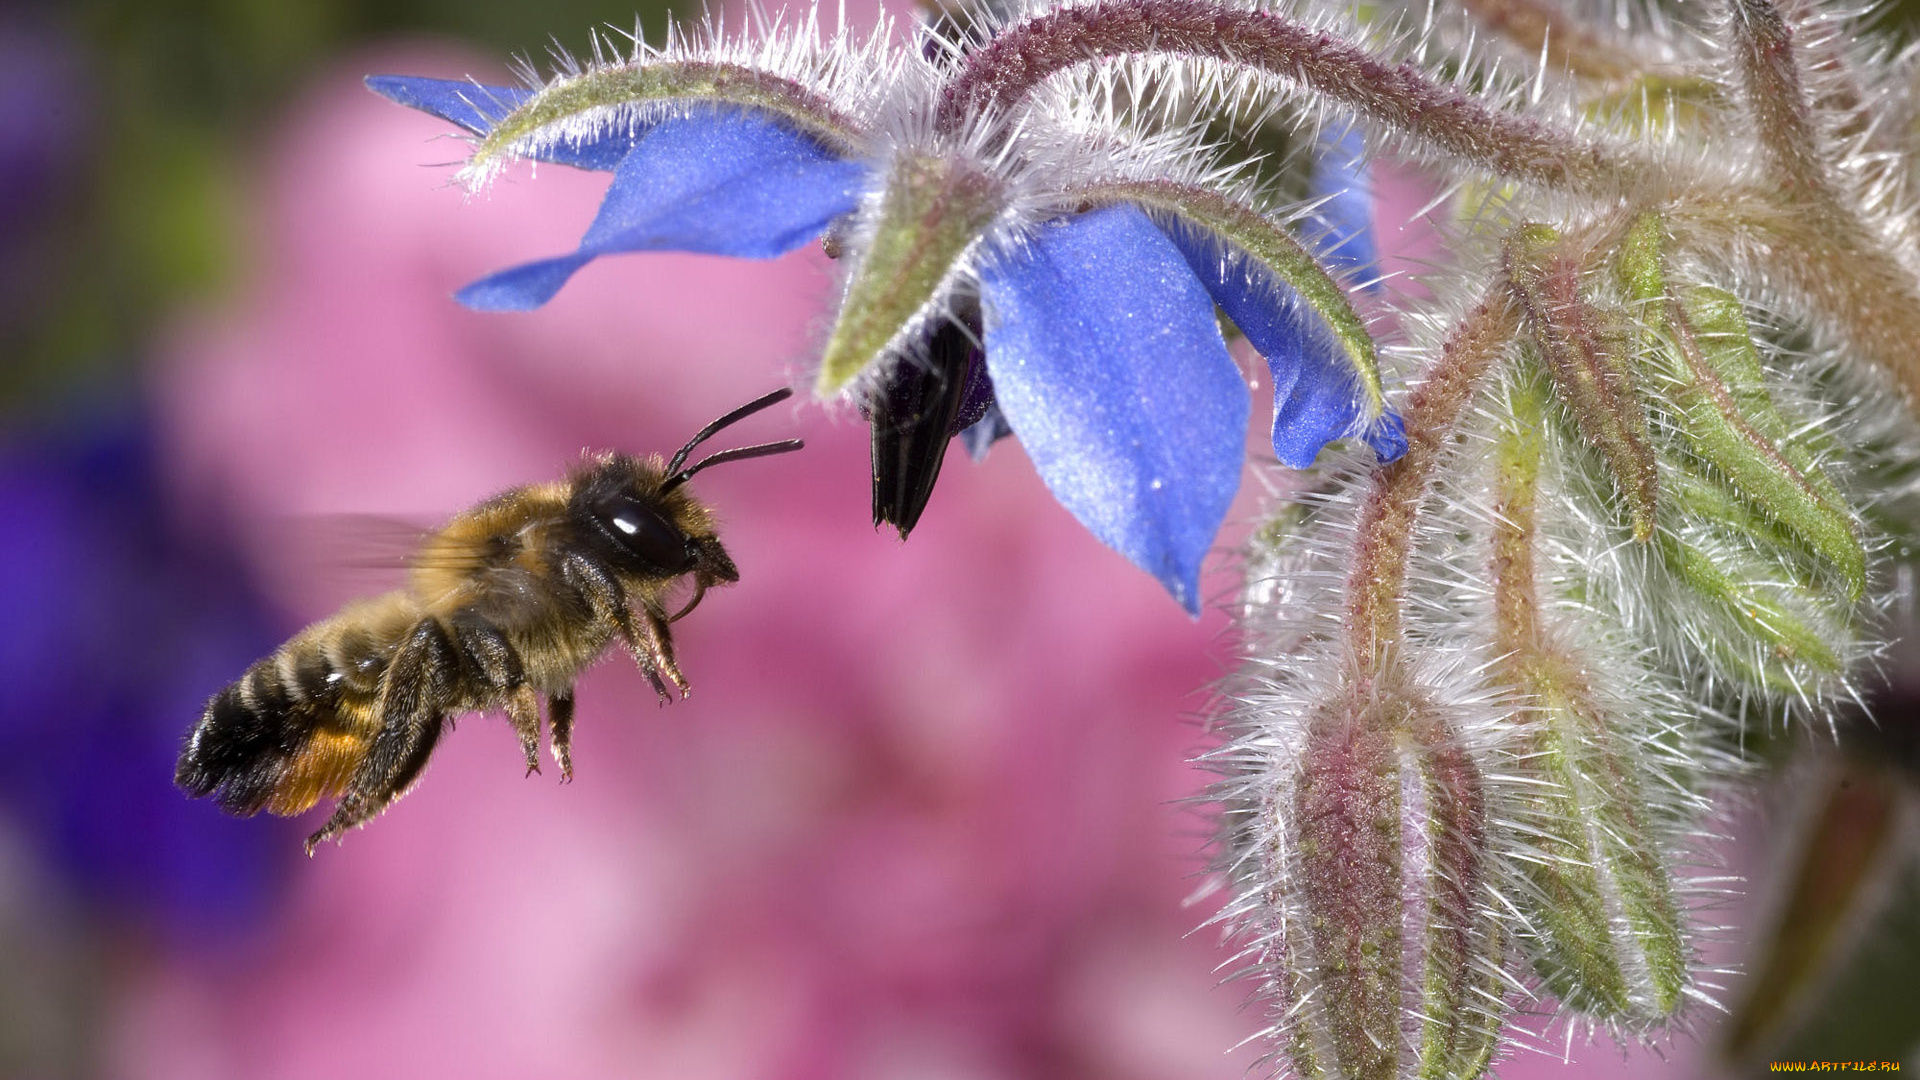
[0,403,286,939]
[0,25,86,229]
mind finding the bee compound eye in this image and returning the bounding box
[602,498,693,573]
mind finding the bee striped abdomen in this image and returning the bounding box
[176,594,414,818]
[176,674,294,815]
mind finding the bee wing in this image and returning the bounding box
[280,511,534,581]
[257,513,433,595]
[312,513,435,566]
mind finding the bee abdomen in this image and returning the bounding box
[176,659,298,815]
[177,644,379,818]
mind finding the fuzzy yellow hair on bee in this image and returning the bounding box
[176,389,803,854]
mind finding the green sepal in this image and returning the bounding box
[816,153,1004,393]
[1405,714,1509,1080]
[468,60,867,178]
[1663,292,1865,597]
[1507,661,1691,1019]
[1616,217,1864,597]
[1616,212,1667,310]
[1660,497,1847,684]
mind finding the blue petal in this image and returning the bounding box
[365,75,631,171]
[1309,126,1380,286]
[1267,352,1379,467]
[1164,221,1401,468]
[1364,412,1408,461]
[457,109,866,311]
[454,254,595,312]
[981,205,1249,614]
[365,75,528,133]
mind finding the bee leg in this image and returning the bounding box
[450,614,540,777]
[548,690,576,782]
[634,603,690,699]
[638,662,672,703]
[304,619,457,855]
[507,688,543,776]
[562,553,682,703]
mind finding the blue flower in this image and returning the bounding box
[370,74,1404,614]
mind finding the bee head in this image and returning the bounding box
[570,389,802,587]
[572,458,702,577]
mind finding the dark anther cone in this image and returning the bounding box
[869,314,994,538]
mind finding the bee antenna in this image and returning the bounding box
[667,387,795,477]
[664,439,805,491]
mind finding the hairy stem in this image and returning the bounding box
[1490,375,1548,652]
[1718,0,1920,407]
[1728,0,1834,205]
[936,0,1649,196]
[1345,293,1520,669]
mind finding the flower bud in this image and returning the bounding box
[1676,290,1862,589]
[1505,224,1659,542]
[1608,216,1863,701]
[1261,676,1509,1080]
[1505,655,1691,1021]
[1489,368,1693,1023]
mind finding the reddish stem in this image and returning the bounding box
[1345,294,1520,670]
[936,0,1638,194]
[1728,0,1833,205]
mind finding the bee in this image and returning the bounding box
[176,388,803,854]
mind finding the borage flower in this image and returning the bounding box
[370,13,1404,613]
